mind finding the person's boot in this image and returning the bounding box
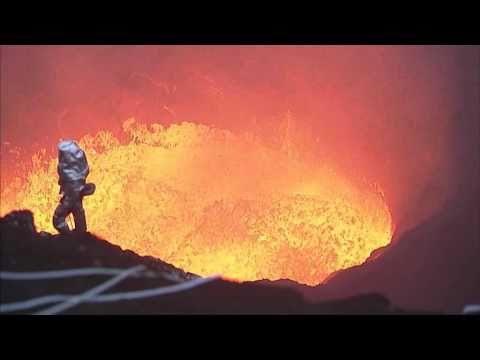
[38,231,53,238]
[54,223,70,235]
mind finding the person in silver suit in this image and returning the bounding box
[53,140,95,234]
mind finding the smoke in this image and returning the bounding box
[1,45,478,234]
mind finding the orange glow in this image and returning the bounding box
[0,118,393,285]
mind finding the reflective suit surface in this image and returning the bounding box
[53,140,93,234]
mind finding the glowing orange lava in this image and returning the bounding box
[0,118,393,285]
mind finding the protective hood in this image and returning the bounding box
[57,140,89,183]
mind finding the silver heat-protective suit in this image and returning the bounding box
[53,140,94,234]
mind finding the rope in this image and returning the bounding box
[0,267,149,280]
[462,304,480,314]
[33,265,145,315]
[1,294,71,313]
[89,274,220,302]
[0,274,220,314]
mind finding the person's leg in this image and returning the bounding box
[72,195,87,233]
[53,196,74,234]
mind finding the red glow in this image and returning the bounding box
[2,45,472,283]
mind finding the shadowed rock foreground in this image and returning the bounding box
[0,210,422,314]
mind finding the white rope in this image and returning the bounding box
[90,274,220,302]
[0,274,220,314]
[1,294,70,313]
[33,265,145,315]
[0,268,147,280]
[462,304,480,314]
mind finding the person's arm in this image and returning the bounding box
[57,163,65,194]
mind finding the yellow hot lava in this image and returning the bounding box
[0,118,393,285]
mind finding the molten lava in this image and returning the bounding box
[0,118,393,285]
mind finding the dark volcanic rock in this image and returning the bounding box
[0,210,196,279]
[300,197,480,314]
[1,210,412,314]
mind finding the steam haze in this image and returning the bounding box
[1,45,479,235]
